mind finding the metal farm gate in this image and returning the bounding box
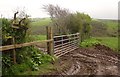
[53,33,80,57]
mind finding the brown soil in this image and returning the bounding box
[47,44,120,75]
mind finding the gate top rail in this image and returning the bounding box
[53,33,79,38]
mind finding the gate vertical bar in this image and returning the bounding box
[62,36,63,52]
[77,33,80,48]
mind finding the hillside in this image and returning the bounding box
[91,19,118,51]
[30,18,52,26]
[91,19,118,37]
[98,19,118,37]
[29,18,118,36]
[29,18,51,35]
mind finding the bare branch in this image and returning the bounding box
[14,11,18,20]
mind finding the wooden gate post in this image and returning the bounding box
[46,26,53,55]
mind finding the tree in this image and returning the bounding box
[78,12,92,41]
[66,13,83,34]
[43,4,92,40]
[43,4,70,35]
[65,12,92,41]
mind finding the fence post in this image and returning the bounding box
[12,37,16,64]
[46,26,53,55]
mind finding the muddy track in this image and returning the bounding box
[49,44,119,75]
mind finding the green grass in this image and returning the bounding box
[95,37,118,51]
[18,63,55,75]
[25,35,46,42]
[80,37,118,51]
[80,37,100,48]
[29,35,46,41]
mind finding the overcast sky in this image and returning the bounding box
[0,0,119,19]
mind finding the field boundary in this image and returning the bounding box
[0,26,80,63]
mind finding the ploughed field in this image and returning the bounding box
[47,44,119,75]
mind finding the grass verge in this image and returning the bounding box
[18,63,56,75]
[80,37,118,51]
[95,37,118,51]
